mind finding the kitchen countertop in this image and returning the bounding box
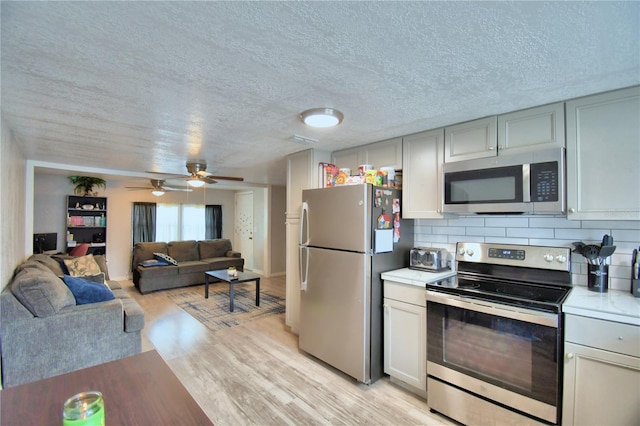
[562,286,640,326]
[381,267,456,287]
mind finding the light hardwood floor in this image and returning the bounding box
[122,276,454,426]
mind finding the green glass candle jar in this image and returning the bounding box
[62,391,104,426]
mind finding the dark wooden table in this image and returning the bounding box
[205,270,261,312]
[0,350,213,426]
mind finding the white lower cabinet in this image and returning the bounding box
[383,280,426,395]
[562,314,640,425]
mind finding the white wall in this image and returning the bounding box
[414,215,640,291]
[0,118,27,290]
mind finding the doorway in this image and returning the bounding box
[235,191,254,270]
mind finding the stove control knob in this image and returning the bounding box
[544,254,554,262]
[458,248,466,255]
[466,249,474,256]
[555,255,567,263]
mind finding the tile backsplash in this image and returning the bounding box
[414,215,640,291]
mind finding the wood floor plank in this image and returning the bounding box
[122,277,454,426]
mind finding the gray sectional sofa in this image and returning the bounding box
[0,254,144,388]
[132,239,244,294]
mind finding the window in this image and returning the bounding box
[156,203,205,242]
[132,202,222,244]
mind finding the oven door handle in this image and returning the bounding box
[425,290,558,328]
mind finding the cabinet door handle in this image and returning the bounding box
[488,145,495,151]
[566,353,574,359]
[568,207,576,213]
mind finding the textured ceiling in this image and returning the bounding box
[2,1,639,186]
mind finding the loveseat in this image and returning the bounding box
[132,239,244,294]
[0,254,144,388]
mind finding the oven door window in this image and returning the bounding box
[445,165,523,204]
[427,301,558,406]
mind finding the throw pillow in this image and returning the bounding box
[63,254,102,277]
[139,259,171,268]
[153,252,178,266]
[62,275,115,305]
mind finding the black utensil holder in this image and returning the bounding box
[588,264,608,292]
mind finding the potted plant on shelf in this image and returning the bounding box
[68,176,107,196]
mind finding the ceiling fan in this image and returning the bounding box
[126,179,193,196]
[146,161,244,187]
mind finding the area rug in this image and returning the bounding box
[167,284,285,332]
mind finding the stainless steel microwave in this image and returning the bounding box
[442,148,565,214]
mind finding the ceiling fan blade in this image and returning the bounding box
[126,187,153,191]
[206,175,244,182]
[145,170,190,178]
[163,186,193,192]
[200,176,217,184]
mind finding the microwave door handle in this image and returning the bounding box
[522,164,531,203]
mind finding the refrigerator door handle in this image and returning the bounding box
[299,245,309,291]
[300,201,309,246]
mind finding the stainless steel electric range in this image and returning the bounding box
[426,242,572,425]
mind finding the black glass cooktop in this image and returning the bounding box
[426,275,570,313]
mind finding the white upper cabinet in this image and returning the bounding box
[566,86,640,220]
[444,116,497,162]
[445,104,565,163]
[286,148,330,218]
[332,137,402,171]
[365,137,403,169]
[497,102,565,155]
[402,129,444,219]
[331,147,364,173]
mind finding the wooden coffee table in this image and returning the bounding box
[205,270,261,312]
[0,350,212,425]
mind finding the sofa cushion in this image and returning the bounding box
[10,269,76,317]
[14,260,52,276]
[175,260,211,275]
[62,275,115,305]
[92,254,111,281]
[63,254,102,277]
[132,242,168,270]
[154,252,178,266]
[27,254,66,276]
[202,257,245,271]
[198,239,232,259]
[167,240,199,262]
[135,264,179,279]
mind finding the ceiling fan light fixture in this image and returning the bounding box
[300,108,344,128]
[187,178,205,187]
[152,189,165,196]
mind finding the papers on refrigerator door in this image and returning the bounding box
[374,229,394,253]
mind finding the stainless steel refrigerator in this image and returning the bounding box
[298,184,413,384]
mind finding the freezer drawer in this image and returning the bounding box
[299,246,371,383]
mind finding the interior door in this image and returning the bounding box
[235,191,254,270]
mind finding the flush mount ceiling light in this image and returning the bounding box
[151,189,165,196]
[300,108,344,128]
[187,177,206,187]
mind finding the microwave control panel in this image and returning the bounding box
[530,161,558,202]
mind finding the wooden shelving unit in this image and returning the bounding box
[66,195,107,255]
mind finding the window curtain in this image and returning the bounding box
[132,202,157,244]
[205,205,222,239]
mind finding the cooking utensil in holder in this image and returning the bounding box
[588,264,609,292]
